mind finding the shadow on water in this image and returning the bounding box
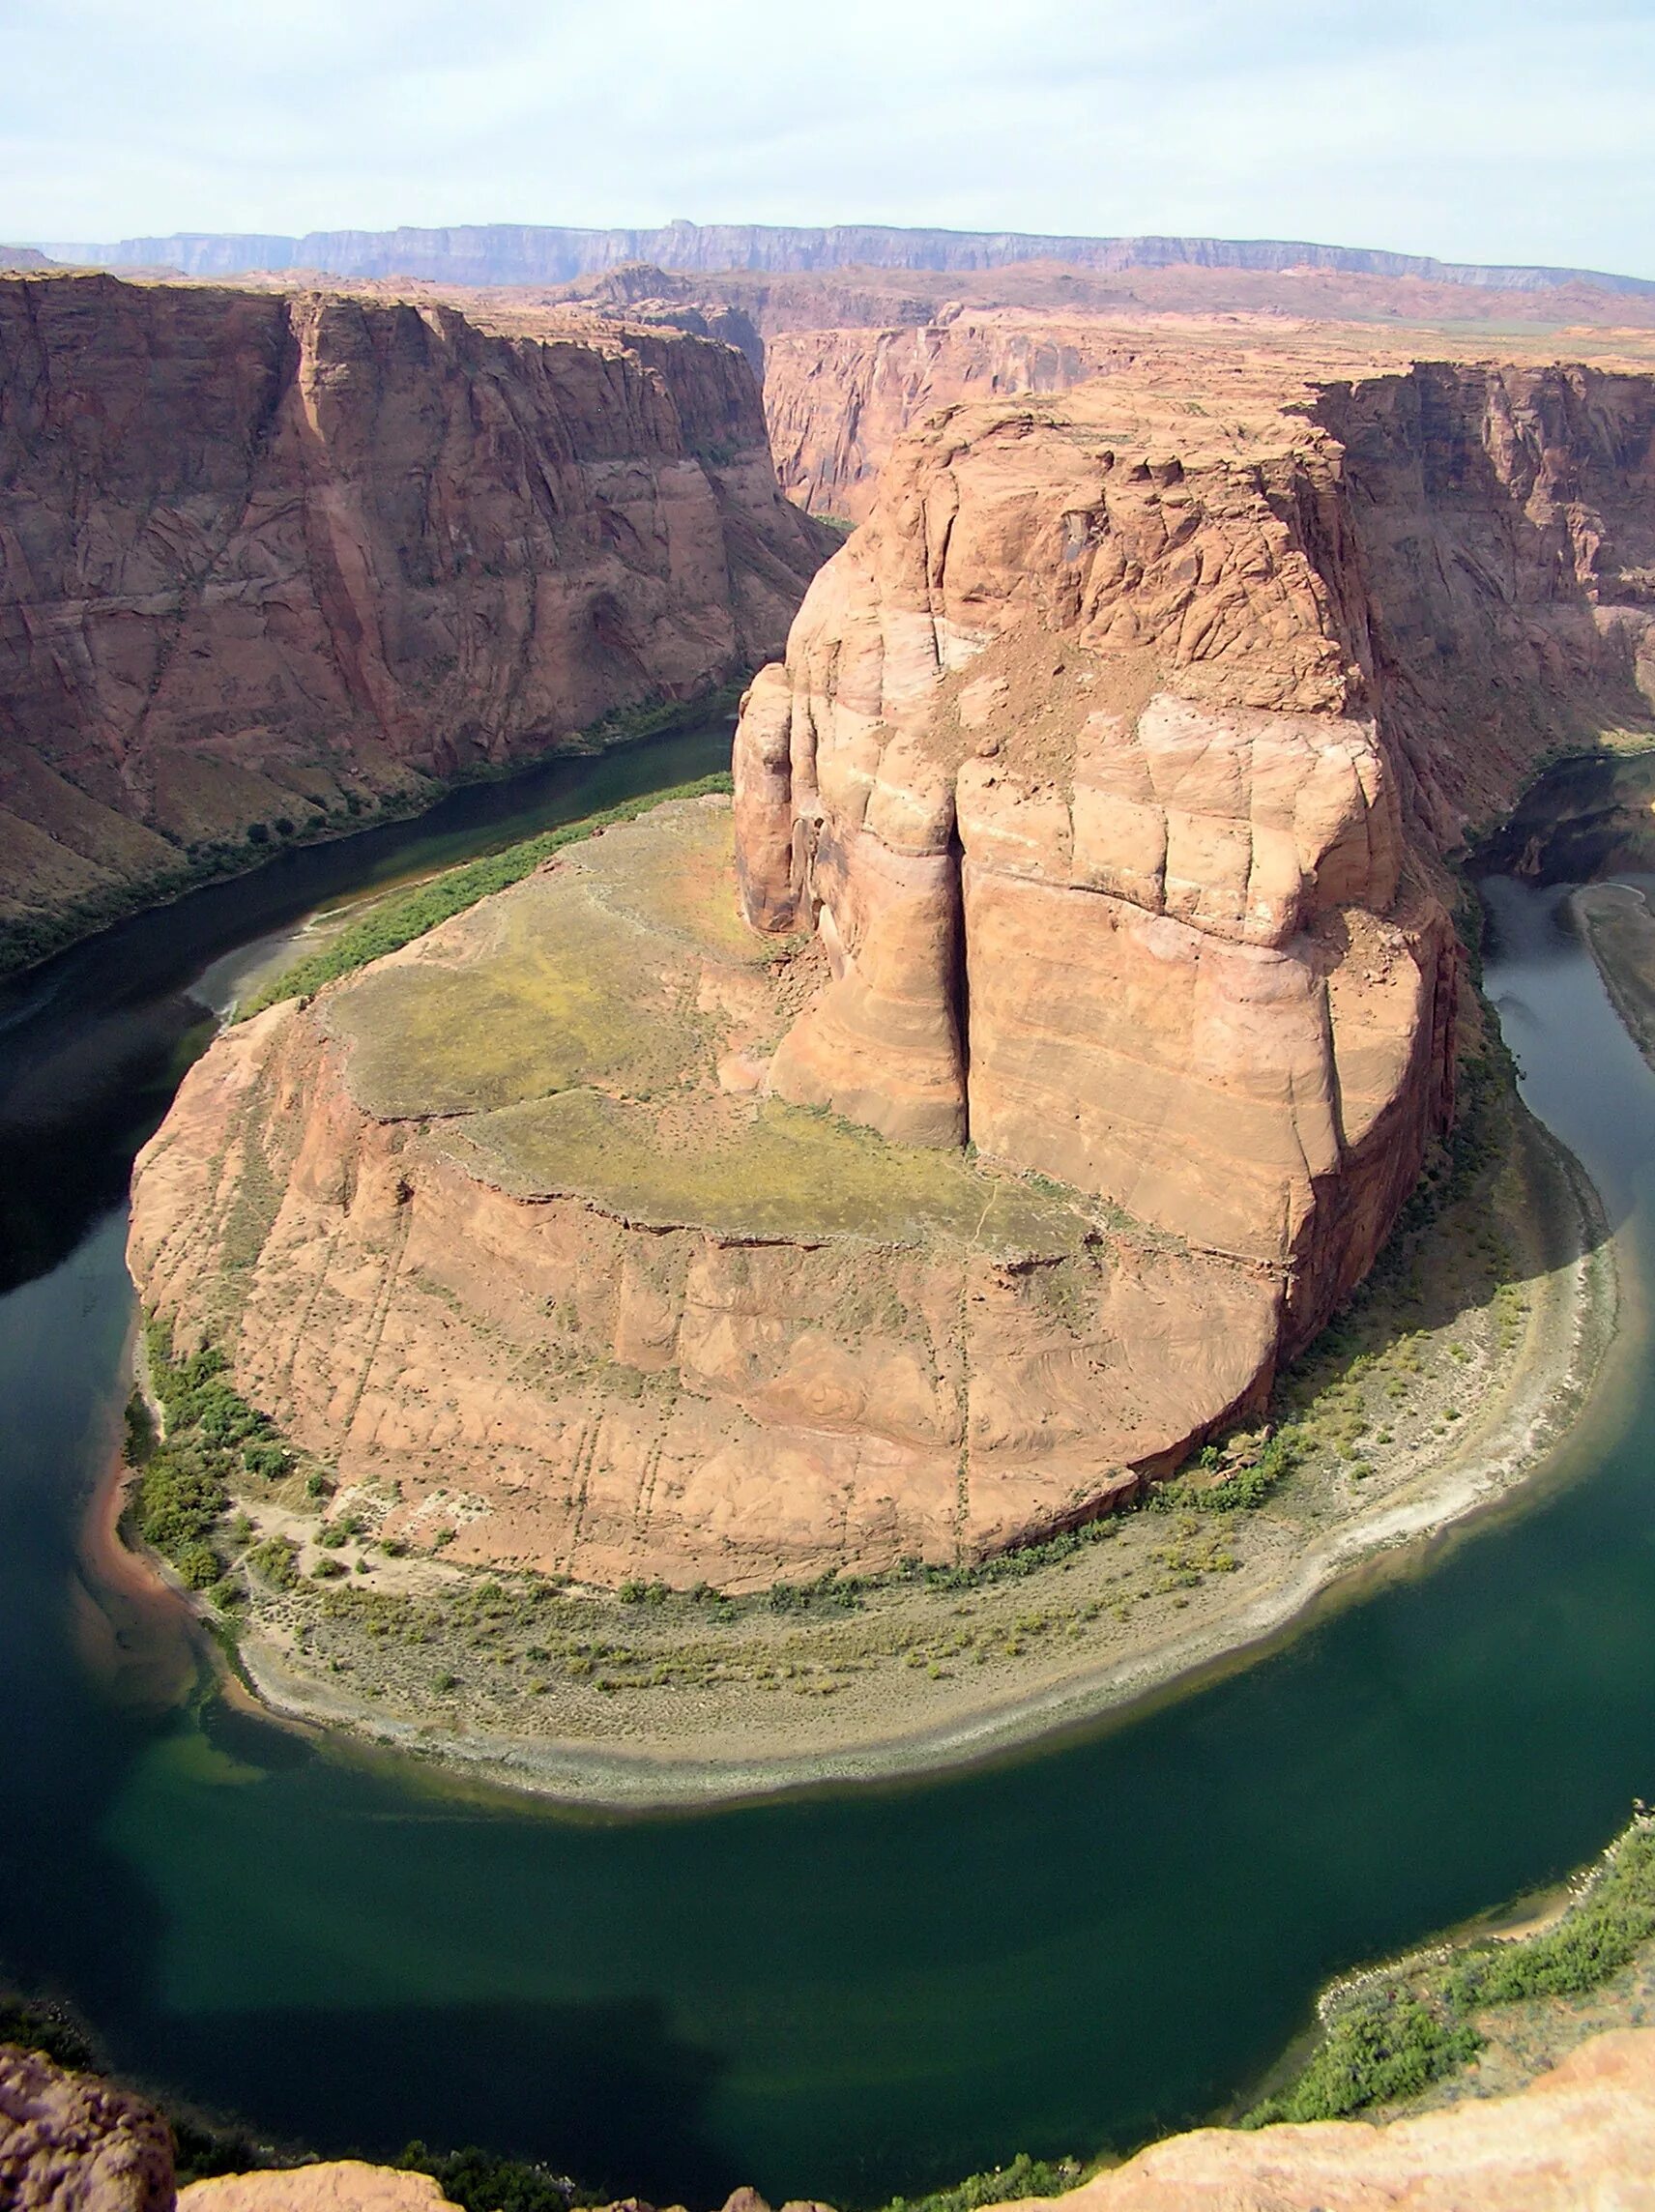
[0,723,735,1295]
[139,1999,732,2203]
[4,741,1655,2206]
[0,1213,174,2024]
[1475,742,1655,888]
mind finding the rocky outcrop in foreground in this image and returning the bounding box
[13,2030,1655,2210]
[1039,2027,1655,2208]
[179,2168,453,2209]
[0,2041,172,2210]
[0,273,831,964]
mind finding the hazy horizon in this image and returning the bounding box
[5,0,1654,281]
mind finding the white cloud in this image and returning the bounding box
[2,0,1652,276]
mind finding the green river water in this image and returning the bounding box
[1,731,1652,2205]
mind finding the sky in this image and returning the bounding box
[5,0,1655,276]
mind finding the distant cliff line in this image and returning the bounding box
[35,219,1655,296]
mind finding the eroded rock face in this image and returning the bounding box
[0,273,832,957]
[0,2042,174,2212]
[738,360,1655,1355]
[738,373,1442,1346]
[763,316,1138,521]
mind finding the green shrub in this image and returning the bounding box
[397,2141,579,2212]
[173,1543,224,1590]
[1247,1995,1481,2125]
[1248,1819,1655,2127]
[879,2151,1087,2212]
[247,1538,299,1591]
[1448,1828,1655,2006]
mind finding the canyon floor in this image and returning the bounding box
[141,1023,1610,1806]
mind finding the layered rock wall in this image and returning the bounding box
[735,360,1655,1353]
[763,317,1137,520]
[0,274,831,958]
[1313,362,1655,826]
[57,222,1655,297]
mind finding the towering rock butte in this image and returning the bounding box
[735,357,1655,1354]
[129,351,1655,1588]
[0,272,832,963]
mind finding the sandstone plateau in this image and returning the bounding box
[129,350,1655,1588]
[12,2029,1655,2210]
[0,272,832,963]
[131,796,1266,1584]
[49,219,1655,301]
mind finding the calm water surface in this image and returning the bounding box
[2,740,1654,2205]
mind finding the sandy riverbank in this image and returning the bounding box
[1573,881,1655,1067]
[181,1059,1620,1810]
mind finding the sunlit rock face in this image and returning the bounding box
[737,358,1655,1351]
[129,354,1655,1587]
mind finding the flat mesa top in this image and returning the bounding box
[321,796,1098,1252]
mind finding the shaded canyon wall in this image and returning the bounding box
[0,273,833,963]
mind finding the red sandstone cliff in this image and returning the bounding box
[0,274,832,962]
[762,315,1137,520]
[735,359,1655,1355]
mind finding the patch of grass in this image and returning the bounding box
[240,773,733,1018]
[451,1089,1096,1249]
